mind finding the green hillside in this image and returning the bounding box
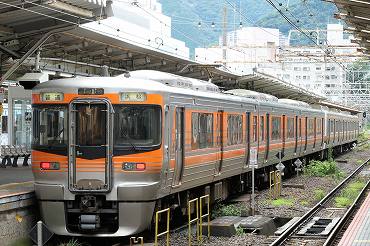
[160,0,338,52]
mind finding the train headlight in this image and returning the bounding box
[122,162,146,171]
[41,92,64,102]
[40,162,60,170]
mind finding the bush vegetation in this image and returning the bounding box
[212,203,243,218]
[305,160,343,178]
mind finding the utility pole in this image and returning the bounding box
[222,5,227,66]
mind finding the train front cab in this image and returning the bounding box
[32,88,164,236]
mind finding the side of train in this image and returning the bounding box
[31,70,360,237]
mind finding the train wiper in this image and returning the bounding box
[120,130,138,151]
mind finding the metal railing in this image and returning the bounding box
[199,195,210,243]
[188,198,199,246]
[154,208,170,246]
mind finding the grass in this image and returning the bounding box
[357,131,369,143]
[270,198,294,207]
[57,239,85,246]
[300,200,309,206]
[356,159,364,164]
[235,226,245,235]
[212,203,243,218]
[10,238,32,246]
[356,143,370,152]
[335,180,366,208]
[314,188,326,201]
[305,160,344,179]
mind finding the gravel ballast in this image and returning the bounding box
[161,145,370,246]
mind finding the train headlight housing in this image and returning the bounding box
[122,162,146,171]
[40,162,60,170]
[41,92,64,102]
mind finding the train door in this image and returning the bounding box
[294,116,298,154]
[313,117,316,149]
[265,113,270,160]
[298,117,302,154]
[304,117,308,151]
[333,120,336,144]
[68,99,113,193]
[328,119,331,144]
[282,115,286,154]
[172,107,185,186]
[321,118,324,147]
[216,110,224,175]
[245,112,251,167]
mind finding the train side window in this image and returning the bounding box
[191,113,199,149]
[330,120,334,133]
[192,112,213,149]
[252,115,258,142]
[271,116,281,140]
[260,115,265,141]
[287,117,294,139]
[227,114,243,145]
[308,119,314,136]
[316,118,322,135]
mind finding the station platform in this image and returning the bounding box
[0,181,34,200]
[338,191,370,246]
[0,163,33,185]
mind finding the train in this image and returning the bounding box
[31,70,360,236]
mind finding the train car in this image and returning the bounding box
[31,70,360,236]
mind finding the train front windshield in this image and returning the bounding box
[32,105,68,152]
[114,105,161,149]
[32,104,162,154]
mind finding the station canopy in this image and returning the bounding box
[0,1,360,112]
[331,0,370,57]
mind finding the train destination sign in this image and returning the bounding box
[121,92,147,102]
[41,92,64,102]
[78,88,104,95]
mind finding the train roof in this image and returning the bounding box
[33,70,358,119]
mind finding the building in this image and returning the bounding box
[195,27,281,74]
[195,24,362,103]
[83,0,190,59]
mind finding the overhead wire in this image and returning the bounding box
[264,0,348,72]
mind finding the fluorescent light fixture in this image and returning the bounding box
[349,0,370,5]
[44,0,94,18]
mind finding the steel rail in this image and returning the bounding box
[270,158,370,246]
[323,177,370,245]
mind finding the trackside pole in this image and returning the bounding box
[249,147,258,216]
[251,164,255,216]
[37,221,42,246]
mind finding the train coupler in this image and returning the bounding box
[79,214,101,230]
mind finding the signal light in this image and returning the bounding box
[40,162,60,170]
[136,163,146,171]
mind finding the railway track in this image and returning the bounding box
[270,158,370,246]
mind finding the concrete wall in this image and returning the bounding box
[0,192,37,246]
